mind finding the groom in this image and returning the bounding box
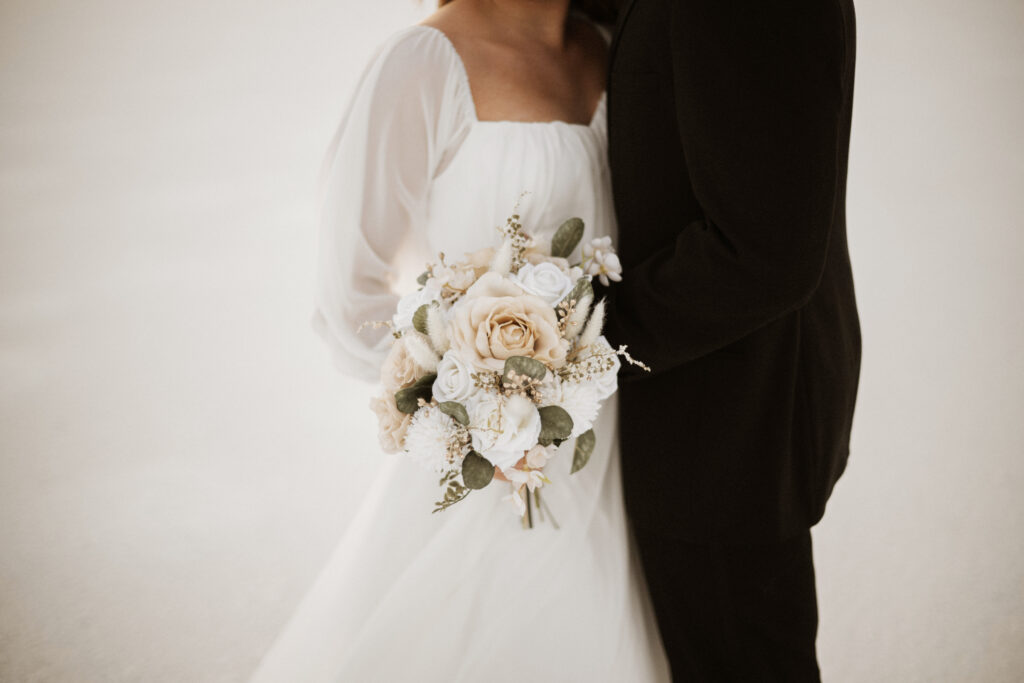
[595,0,861,679]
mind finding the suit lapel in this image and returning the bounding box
[608,0,639,74]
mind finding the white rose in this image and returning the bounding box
[393,281,442,330]
[510,262,574,306]
[433,350,483,409]
[469,394,542,470]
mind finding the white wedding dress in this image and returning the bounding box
[251,25,669,683]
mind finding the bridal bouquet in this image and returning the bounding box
[366,212,644,525]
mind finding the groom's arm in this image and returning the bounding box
[597,1,849,377]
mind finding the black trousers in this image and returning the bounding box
[633,528,820,682]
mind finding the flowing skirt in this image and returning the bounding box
[250,395,669,682]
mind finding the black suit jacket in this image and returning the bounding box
[596,0,861,542]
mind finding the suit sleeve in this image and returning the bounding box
[598,1,848,377]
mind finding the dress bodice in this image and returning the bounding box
[313,25,615,381]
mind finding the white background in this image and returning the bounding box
[1,0,1021,680]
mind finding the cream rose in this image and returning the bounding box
[462,271,524,300]
[369,393,412,454]
[380,337,424,392]
[449,291,568,371]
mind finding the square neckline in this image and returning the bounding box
[413,24,607,131]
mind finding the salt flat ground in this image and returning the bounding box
[1,1,1022,681]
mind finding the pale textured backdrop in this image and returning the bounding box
[1,1,1021,681]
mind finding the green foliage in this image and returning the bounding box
[538,405,574,446]
[433,471,470,513]
[438,401,470,426]
[571,429,596,474]
[559,277,594,316]
[501,355,548,386]
[462,451,495,489]
[394,373,436,414]
[551,217,585,258]
[412,303,431,335]
[416,271,429,286]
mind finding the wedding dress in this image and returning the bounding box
[251,25,669,682]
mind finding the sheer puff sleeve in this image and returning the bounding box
[312,27,469,381]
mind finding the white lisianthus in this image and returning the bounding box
[393,280,442,330]
[583,236,623,287]
[469,394,542,470]
[557,380,601,438]
[404,405,468,474]
[510,262,574,306]
[433,350,482,409]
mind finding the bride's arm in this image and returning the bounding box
[597,1,849,377]
[312,30,456,382]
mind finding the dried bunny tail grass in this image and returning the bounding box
[577,298,605,350]
[426,305,450,353]
[563,293,593,339]
[490,238,515,275]
[404,331,440,372]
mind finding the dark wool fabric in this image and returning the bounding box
[597,0,861,543]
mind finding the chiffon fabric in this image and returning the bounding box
[251,25,669,682]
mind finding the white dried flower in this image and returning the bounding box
[403,331,440,373]
[583,236,623,287]
[557,381,601,438]
[490,238,515,275]
[404,405,467,473]
[426,304,450,354]
[563,292,593,339]
[577,298,606,351]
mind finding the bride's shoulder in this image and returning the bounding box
[361,25,461,85]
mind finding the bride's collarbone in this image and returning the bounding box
[424,22,606,125]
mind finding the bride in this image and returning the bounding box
[252,1,669,680]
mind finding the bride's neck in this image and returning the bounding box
[473,0,573,48]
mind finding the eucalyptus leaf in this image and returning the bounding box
[501,355,547,386]
[462,451,495,489]
[438,401,470,426]
[538,405,574,446]
[394,373,436,414]
[571,429,596,474]
[559,277,594,313]
[551,217,585,258]
[412,304,430,335]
